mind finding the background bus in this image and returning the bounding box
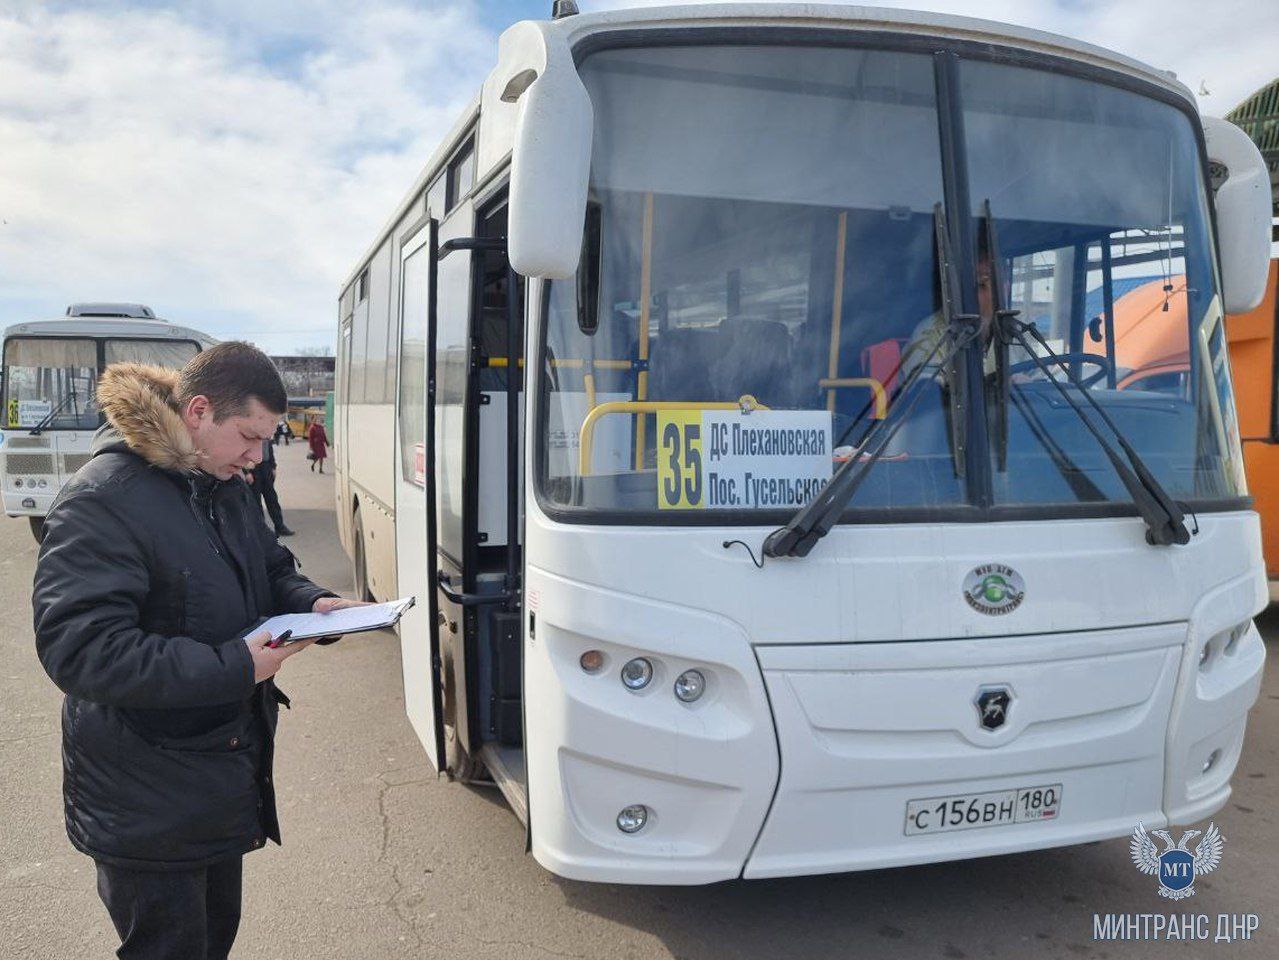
[0,304,216,539]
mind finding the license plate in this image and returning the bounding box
[904,783,1062,836]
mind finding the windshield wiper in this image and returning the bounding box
[28,390,79,435]
[981,206,1189,546]
[764,203,980,559]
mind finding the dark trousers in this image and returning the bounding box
[95,856,243,960]
[253,469,286,533]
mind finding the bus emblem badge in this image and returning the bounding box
[975,687,1013,731]
[963,564,1025,615]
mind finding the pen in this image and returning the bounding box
[265,629,293,649]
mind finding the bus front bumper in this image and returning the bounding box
[526,571,1265,884]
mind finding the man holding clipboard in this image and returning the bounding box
[32,342,375,960]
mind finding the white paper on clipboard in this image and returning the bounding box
[260,596,415,643]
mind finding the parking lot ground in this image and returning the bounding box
[2,440,1277,958]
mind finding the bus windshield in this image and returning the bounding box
[3,337,199,430]
[3,338,98,430]
[538,44,1243,520]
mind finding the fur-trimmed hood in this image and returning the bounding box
[94,363,201,473]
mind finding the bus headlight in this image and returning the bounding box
[13,478,21,487]
[620,658,653,691]
[673,669,705,703]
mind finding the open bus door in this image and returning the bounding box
[394,219,444,771]
[423,199,527,808]
[392,205,525,777]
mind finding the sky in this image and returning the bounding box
[0,0,1275,354]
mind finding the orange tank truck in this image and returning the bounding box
[1226,258,1279,578]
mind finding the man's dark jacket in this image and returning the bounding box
[32,363,333,870]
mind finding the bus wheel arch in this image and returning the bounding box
[352,503,373,602]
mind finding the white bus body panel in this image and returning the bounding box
[0,430,95,516]
[524,508,1265,883]
[344,402,398,601]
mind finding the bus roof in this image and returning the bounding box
[341,3,1198,293]
[2,316,218,346]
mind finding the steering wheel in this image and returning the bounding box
[1009,352,1113,388]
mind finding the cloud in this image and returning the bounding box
[1,0,1273,352]
[0,1,492,352]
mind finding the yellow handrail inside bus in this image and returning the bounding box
[826,211,848,413]
[634,193,655,469]
[579,395,768,475]
[818,377,887,419]
[486,357,632,370]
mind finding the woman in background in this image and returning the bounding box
[307,419,329,474]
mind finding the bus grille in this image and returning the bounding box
[5,453,57,475]
[3,436,51,449]
[60,453,92,475]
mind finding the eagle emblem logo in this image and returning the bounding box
[1130,821,1225,900]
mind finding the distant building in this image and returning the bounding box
[271,355,334,397]
[1226,78,1279,215]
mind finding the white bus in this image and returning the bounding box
[1,304,215,539]
[334,3,1273,884]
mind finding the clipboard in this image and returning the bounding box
[256,596,415,645]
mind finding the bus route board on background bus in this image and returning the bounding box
[657,409,832,510]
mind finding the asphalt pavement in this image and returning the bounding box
[2,440,1277,959]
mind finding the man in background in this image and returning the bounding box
[251,437,294,537]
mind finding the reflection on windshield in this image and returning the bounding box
[963,58,1243,504]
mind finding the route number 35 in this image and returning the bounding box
[657,412,703,509]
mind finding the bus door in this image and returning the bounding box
[430,195,526,794]
[393,219,444,770]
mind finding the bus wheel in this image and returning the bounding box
[28,516,45,543]
[352,508,373,602]
[443,646,486,783]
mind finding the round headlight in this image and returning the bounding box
[14,478,22,487]
[37,479,48,488]
[616,804,649,834]
[579,650,604,673]
[673,669,706,703]
[620,657,653,690]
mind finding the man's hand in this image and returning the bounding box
[310,596,376,645]
[244,628,315,683]
[312,597,375,613]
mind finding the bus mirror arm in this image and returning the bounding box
[439,237,508,261]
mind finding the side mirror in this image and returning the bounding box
[507,36,593,280]
[1203,115,1272,314]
